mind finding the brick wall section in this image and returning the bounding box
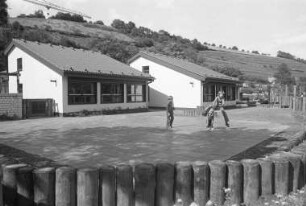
[0,94,22,119]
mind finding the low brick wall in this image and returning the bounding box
[0,94,22,119]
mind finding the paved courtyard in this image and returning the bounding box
[0,107,303,167]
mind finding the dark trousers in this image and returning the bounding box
[220,107,229,124]
[168,112,174,126]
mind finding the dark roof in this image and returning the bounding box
[5,39,153,80]
[128,51,239,82]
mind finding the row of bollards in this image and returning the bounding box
[1,147,306,206]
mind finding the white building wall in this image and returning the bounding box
[130,57,201,108]
[8,47,64,113]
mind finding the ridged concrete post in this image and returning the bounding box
[99,165,116,206]
[33,167,55,206]
[2,164,27,206]
[282,152,302,192]
[134,163,156,206]
[17,166,34,206]
[192,161,209,206]
[291,150,306,186]
[156,163,174,206]
[242,159,260,205]
[226,160,242,205]
[56,167,76,206]
[175,162,192,206]
[258,158,273,196]
[116,164,133,206]
[77,168,98,206]
[272,157,289,195]
[208,160,226,205]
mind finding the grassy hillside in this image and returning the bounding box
[7,17,306,81]
[199,49,306,79]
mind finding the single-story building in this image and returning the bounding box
[129,52,241,108]
[4,39,154,116]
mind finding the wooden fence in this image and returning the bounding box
[261,96,306,113]
[1,137,306,206]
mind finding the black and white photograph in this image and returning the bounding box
[1,0,306,205]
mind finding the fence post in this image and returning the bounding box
[33,167,55,206]
[192,161,209,206]
[241,159,260,205]
[175,162,192,206]
[17,166,34,206]
[77,168,98,206]
[116,164,133,206]
[303,97,306,113]
[2,164,27,206]
[272,157,289,195]
[156,163,174,206]
[226,160,242,205]
[56,167,76,206]
[100,165,116,206]
[293,85,297,111]
[282,152,302,192]
[258,158,273,197]
[134,163,156,206]
[208,160,226,205]
[291,149,306,187]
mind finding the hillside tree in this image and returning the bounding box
[0,0,10,71]
[273,63,295,85]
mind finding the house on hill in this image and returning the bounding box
[129,52,241,108]
[4,39,153,116]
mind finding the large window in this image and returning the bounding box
[203,83,236,102]
[68,79,97,105]
[127,84,146,102]
[17,58,22,71]
[101,83,124,104]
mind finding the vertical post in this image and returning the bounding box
[284,152,302,192]
[2,164,27,206]
[134,163,156,206]
[272,157,289,195]
[175,162,192,206]
[258,158,273,197]
[116,164,133,206]
[17,166,34,206]
[97,82,101,105]
[293,85,297,111]
[124,84,127,103]
[285,85,288,97]
[303,97,306,113]
[208,160,226,205]
[193,161,209,206]
[33,167,55,206]
[99,165,116,206]
[156,163,174,206]
[77,168,98,206]
[56,167,76,206]
[241,159,260,205]
[226,160,242,205]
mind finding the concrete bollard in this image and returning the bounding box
[17,166,34,206]
[33,167,55,206]
[116,164,133,206]
[134,163,156,206]
[2,164,27,206]
[226,160,243,205]
[282,152,302,192]
[156,163,174,206]
[77,168,99,206]
[56,167,76,206]
[241,159,260,205]
[99,165,116,206]
[291,150,306,186]
[271,157,289,195]
[258,158,273,196]
[208,160,226,205]
[175,162,192,206]
[192,161,209,206]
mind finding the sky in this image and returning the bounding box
[7,0,306,59]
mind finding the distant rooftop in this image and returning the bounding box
[5,39,153,80]
[129,51,239,82]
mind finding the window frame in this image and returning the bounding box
[17,58,23,72]
[127,83,146,103]
[100,82,124,104]
[68,78,97,105]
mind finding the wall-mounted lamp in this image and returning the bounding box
[50,79,57,86]
[190,82,194,87]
